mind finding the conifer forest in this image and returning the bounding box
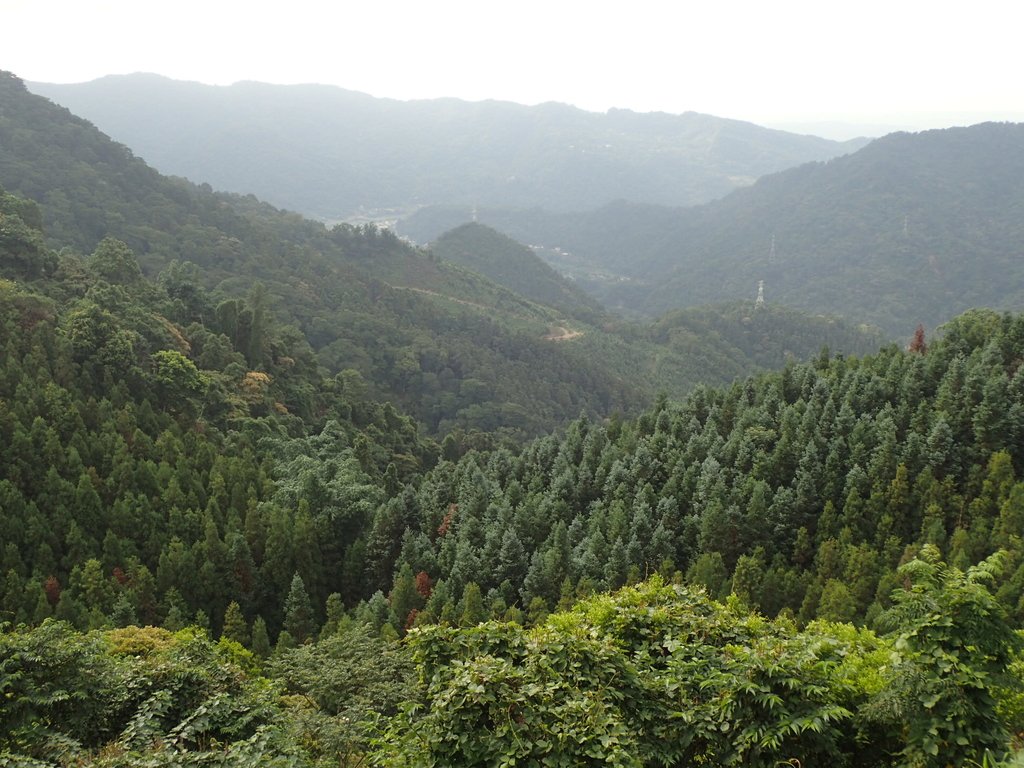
[2,67,1024,766]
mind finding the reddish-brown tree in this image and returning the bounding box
[909,324,928,354]
[415,570,434,599]
[43,576,61,606]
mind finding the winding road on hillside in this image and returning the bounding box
[393,285,585,342]
[544,326,584,342]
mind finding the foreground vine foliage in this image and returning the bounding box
[0,624,301,766]
[379,562,1020,768]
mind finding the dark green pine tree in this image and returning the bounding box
[459,582,486,627]
[221,600,249,646]
[246,282,270,368]
[497,528,527,586]
[110,591,139,628]
[251,615,272,658]
[283,572,316,644]
[389,562,423,632]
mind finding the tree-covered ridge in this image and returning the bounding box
[428,222,603,322]
[373,309,1024,631]
[403,123,1024,334]
[640,122,1024,332]
[0,71,891,440]
[27,73,862,219]
[644,301,887,382]
[0,72,647,438]
[0,237,441,643]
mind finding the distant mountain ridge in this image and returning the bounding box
[403,122,1024,334]
[28,74,863,219]
[0,69,640,437]
[0,70,884,439]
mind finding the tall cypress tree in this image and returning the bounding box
[283,573,315,644]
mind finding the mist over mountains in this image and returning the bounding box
[0,70,884,441]
[404,122,1024,335]
[28,74,863,220]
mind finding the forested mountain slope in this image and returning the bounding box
[428,223,602,321]
[335,309,1024,633]
[3,182,1024,766]
[4,69,1024,768]
[645,301,886,378]
[28,74,862,219]
[402,123,1024,334]
[0,71,887,439]
[0,153,894,661]
[7,62,1009,643]
[4,232,1023,764]
[0,185,438,632]
[0,71,645,438]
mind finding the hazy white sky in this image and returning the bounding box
[4,0,1022,133]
